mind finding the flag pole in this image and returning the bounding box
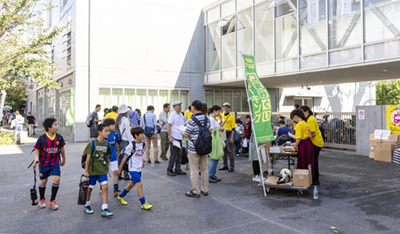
[239,52,268,198]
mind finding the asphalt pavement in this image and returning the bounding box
[1,141,400,234]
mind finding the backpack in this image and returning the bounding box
[85,112,94,127]
[191,115,212,156]
[122,141,145,171]
[81,140,110,171]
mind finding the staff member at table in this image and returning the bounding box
[290,109,315,181]
[300,106,323,185]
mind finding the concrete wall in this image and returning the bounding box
[356,105,387,156]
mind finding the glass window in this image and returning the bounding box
[241,91,249,112]
[328,0,361,49]
[206,22,220,72]
[221,17,236,69]
[148,89,158,112]
[99,88,111,112]
[159,90,169,112]
[237,0,253,11]
[276,14,298,59]
[364,0,400,43]
[136,89,147,113]
[125,89,135,107]
[215,90,223,106]
[255,2,274,63]
[112,88,123,106]
[300,0,327,55]
[223,90,232,106]
[170,90,179,106]
[232,91,241,112]
[205,90,213,107]
[221,0,235,18]
[275,1,297,17]
[208,6,220,23]
[237,8,253,64]
[180,90,189,113]
[365,40,400,61]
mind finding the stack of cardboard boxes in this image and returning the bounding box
[369,130,399,163]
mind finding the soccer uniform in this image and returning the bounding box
[34,133,66,180]
[107,131,120,172]
[83,139,111,187]
[124,141,146,183]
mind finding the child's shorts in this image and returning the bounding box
[129,171,142,183]
[89,174,108,187]
[108,161,118,172]
[39,164,61,180]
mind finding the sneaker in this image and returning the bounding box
[201,191,209,196]
[185,190,200,198]
[141,201,153,210]
[117,195,128,205]
[235,154,239,157]
[252,175,261,183]
[38,199,46,209]
[147,160,152,164]
[209,178,217,183]
[84,206,94,214]
[219,167,229,171]
[113,190,121,197]
[154,161,161,164]
[167,171,176,176]
[175,170,187,175]
[229,168,234,172]
[101,209,114,217]
[212,176,222,181]
[49,200,58,210]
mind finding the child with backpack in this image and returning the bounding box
[116,126,153,210]
[83,124,113,217]
[103,118,121,196]
[33,118,66,210]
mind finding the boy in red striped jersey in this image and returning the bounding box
[33,118,66,210]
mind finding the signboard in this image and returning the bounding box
[241,54,274,143]
[386,105,400,135]
[358,109,365,120]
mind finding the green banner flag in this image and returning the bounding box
[241,54,274,143]
[66,88,75,127]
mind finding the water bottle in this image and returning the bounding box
[313,186,318,199]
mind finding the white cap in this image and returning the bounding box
[172,101,182,106]
[223,102,231,107]
[118,104,130,114]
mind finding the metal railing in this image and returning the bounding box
[235,112,356,150]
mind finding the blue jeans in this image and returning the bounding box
[15,123,23,131]
[208,158,219,178]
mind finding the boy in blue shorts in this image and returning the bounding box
[103,118,121,196]
[117,127,153,210]
[33,118,66,210]
[83,124,113,217]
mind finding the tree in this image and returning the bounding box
[0,0,67,118]
[5,80,27,110]
[376,80,400,105]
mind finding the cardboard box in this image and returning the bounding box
[368,133,399,159]
[269,146,282,153]
[369,134,375,159]
[293,164,312,188]
[374,143,395,162]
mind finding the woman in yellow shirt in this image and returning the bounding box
[301,106,323,185]
[290,109,315,180]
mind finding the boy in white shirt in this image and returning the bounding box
[116,127,153,210]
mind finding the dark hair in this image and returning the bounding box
[147,105,154,111]
[210,105,221,112]
[188,106,191,110]
[300,106,313,117]
[112,105,118,112]
[131,126,144,139]
[192,100,202,111]
[245,115,251,119]
[103,118,116,126]
[103,108,109,114]
[128,106,132,109]
[115,112,129,129]
[96,104,101,108]
[235,119,242,124]
[290,109,307,121]
[135,109,141,116]
[163,103,170,109]
[294,104,300,109]
[279,116,285,120]
[201,103,208,115]
[279,121,286,125]
[97,123,108,134]
[42,118,57,132]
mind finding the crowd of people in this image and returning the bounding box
[30,100,323,217]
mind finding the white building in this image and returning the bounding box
[27,0,400,142]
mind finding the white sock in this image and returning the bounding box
[85,201,90,206]
[102,204,108,210]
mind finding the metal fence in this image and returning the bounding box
[235,112,356,150]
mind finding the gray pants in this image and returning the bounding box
[160,132,170,158]
[223,131,235,169]
[168,139,182,172]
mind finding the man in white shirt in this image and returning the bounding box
[159,103,170,161]
[140,105,160,164]
[167,101,187,176]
